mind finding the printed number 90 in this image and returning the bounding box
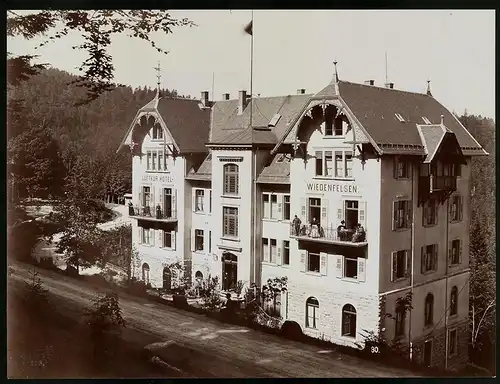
[370,346,380,354]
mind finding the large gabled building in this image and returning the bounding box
[118,73,487,371]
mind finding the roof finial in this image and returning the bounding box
[426,78,433,97]
[154,61,162,98]
[332,59,339,83]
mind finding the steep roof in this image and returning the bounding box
[186,153,212,181]
[332,81,484,154]
[156,97,211,153]
[210,94,311,145]
[257,153,291,184]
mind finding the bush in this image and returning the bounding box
[86,291,125,336]
[123,277,148,297]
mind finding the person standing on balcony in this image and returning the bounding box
[352,223,366,243]
[337,220,346,241]
[128,201,134,216]
[156,204,162,219]
[292,215,301,236]
[310,217,320,238]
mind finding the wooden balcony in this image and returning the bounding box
[289,223,367,247]
[418,175,457,205]
[128,205,177,223]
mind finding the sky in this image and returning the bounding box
[7,10,496,119]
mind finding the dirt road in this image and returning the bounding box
[9,263,420,378]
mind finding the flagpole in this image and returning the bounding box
[250,9,254,139]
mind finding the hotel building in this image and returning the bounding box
[118,72,487,370]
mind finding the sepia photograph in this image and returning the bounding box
[6,9,495,378]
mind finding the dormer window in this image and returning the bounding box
[152,123,163,140]
[268,114,281,128]
[395,113,405,123]
[422,116,431,124]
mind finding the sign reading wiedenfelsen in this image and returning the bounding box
[142,174,174,183]
[307,182,358,194]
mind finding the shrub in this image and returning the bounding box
[199,275,223,312]
[86,291,125,336]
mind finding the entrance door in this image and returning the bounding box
[309,198,321,225]
[222,253,238,291]
[164,188,172,218]
[423,340,432,367]
[162,266,172,291]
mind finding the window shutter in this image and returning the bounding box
[321,199,329,228]
[459,240,462,264]
[320,252,328,275]
[158,229,163,247]
[300,251,306,272]
[172,189,177,217]
[139,191,143,207]
[459,196,463,221]
[448,199,453,222]
[209,190,212,213]
[359,201,367,228]
[406,203,413,228]
[277,194,283,220]
[421,247,425,274]
[277,245,282,265]
[263,240,270,263]
[393,156,398,179]
[208,230,212,253]
[150,189,155,209]
[192,189,197,212]
[423,202,428,226]
[171,230,176,251]
[434,244,438,270]
[357,258,366,282]
[151,229,155,246]
[300,198,307,221]
[448,241,452,266]
[391,252,397,281]
[337,207,343,221]
[203,190,209,213]
[138,227,142,244]
[191,229,195,252]
[160,189,164,212]
[392,201,397,230]
[405,251,411,278]
[335,255,343,278]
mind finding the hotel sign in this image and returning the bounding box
[307,182,359,194]
[142,174,174,183]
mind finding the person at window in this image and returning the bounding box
[292,215,302,236]
[352,223,366,243]
[128,201,134,216]
[337,220,347,240]
[156,204,162,219]
[310,217,320,238]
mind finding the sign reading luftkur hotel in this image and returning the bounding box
[142,174,174,183]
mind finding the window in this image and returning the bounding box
[309,198,321,226]
[334,116,344,136]
[450,239,461,265]
[195,189,204,212]
[393,200,412,230]
[152,151,157,170]
[262,238,269,262]
[141,227,152,245]
[146,151,152,170]
[306,297,319,329]
[195,271,203,286]
[195,229,204,251]
[448,329,458,356]
[342,304,357,337]
[223,164,239,195]
[345,200,359,229]
[325,120,333,136]
[450,286,458,316]
[158,151,163,170]
[142,263,150,285]
[315,150,352,178]
[423,198,438,226]
[271,194,279,219]
[153,123,163,140]
[392,250,409,280]
[146,150,166,171]
[208,231,212,253]
[307,252,320,273]
[422,244,437,273]
[395,113,405,122]
[283,240,290,265]
[284,195,291,220]
[394,156,410,179]
[270,239,277,263]
[223,207,238,237]
[142,186,151,207]
[209,190,212,213]
[395,308,405,337]
[424,293,434,326]
[450,196,462,222]
[263,194,270,219]
[344,257,358,279]
[163,231,172,248]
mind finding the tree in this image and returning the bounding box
[8,123,66,199]
[7,10,195,104]
[98,224,132,269]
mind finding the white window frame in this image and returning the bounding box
[392,250,409,281]
[307,251,320,273]
[223,163,239,195]
[306,297,319,329]
[270,238,277,263]
[448,328,458,357]
[152,123,164,140]
[450,195,462,222]
[422,244,437,273]
[195,229,204,251]
[163,230,172,249]
[344,257,358,279]
[283,194,291,221]
[262,238,269,262]
[315,149,353,179]
[450,239,461,265]
[222,206,238,238]
[142,227,152,245]
[195,189,205,212]
[283,240,290,265]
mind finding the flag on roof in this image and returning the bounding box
[244,20,253,36]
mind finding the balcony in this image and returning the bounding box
[289,223,367,247]
[128,205,177,222]
[418,175,457,205]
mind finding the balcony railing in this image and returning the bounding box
[289,223,367,247]
[430,175,457,191]
[128,205,177,221]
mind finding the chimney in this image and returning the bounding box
[385,82,394,89]
[238,90,247,115]
[200,91,209,107]
[297,89,306,95]
[222,93,230,101]
[441,115,444,125]
[364,80,375,86]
